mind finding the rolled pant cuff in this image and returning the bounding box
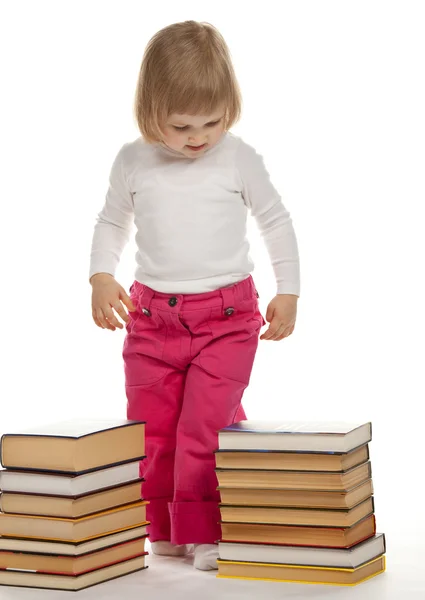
[168,501,221,545]
[146,497,172,542]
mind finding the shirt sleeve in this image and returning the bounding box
[235,139,301,296]
[89,144,134,281]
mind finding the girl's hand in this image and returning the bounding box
[90,273,136,331]
[260,294,298,341]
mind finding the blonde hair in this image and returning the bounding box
[134,21,242,143]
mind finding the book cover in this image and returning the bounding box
[216,555,385,586]
[220,421,371,436]
[0,524,149,556]
[220,514,376,548]
[1,419,145,440]
[218,421,372,453]
[0,460,142,495]
[0,501,148,542]
[0,419,146,474]
[0,538,148,575]
[218,533,386,569]
[0,555,147,590]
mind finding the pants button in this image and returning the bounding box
[224,307,235,316]
[142,308,151,317]
[168,297,178,307]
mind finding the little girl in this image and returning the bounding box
[89,20,300,571]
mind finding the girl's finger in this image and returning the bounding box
[276,331,288,341]
[120,290,136,312]
[270,324,286,341]
[113,301,130,324]
[97,308,115,331]
[260,318,280,340]
[260,328,272,340]
[276,326,294,341]
[92,311,104,329]
[103,307,122,330]
[262,320,284,340]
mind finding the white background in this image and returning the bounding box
[1,1,424,598]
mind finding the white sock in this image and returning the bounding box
[150,541,193,556]
[193,544,219,571]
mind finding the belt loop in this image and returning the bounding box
[137,285,154,314]
[248,275,259,299]
[220,284,236,315]
[246,276,253,300]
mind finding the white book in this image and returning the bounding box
[219,534,386,569]
[0,461,140,496]
[218,421,372,452]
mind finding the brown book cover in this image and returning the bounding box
[0,501,148,542]
[216,461,371,491]
[0,555,147,591]
[218,479,373,509]
[220,514,376,548]
[0,536,148,574]
[0,419,145,474]
[1,480,144,518]
[215,444,369,472]
[219,497,374,527]
[0,523,149,556]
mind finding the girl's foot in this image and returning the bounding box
[193,544,219,570]
[151,541,193,556]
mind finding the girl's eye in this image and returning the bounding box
[173,120,220,132]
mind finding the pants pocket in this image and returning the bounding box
[123,310,168,385]
[198,305,260,384]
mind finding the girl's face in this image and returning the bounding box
[160,107,226,157]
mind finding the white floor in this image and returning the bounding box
[0,528,422,600]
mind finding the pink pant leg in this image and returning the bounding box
[169,289,261,545]
[169,367,251,545]
[125,373,185,542]
[123,290,186,542]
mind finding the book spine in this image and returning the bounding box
[0,434,5,467]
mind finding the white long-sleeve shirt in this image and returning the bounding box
[89,131,300,296]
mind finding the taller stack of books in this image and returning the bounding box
[215,421,386,586]
[0,419,148,591]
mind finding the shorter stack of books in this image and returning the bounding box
[0,419,148,591]
[215,421,386,586]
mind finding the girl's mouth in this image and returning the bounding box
[186,144,207,151]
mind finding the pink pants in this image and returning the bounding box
[123,275,265,544]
